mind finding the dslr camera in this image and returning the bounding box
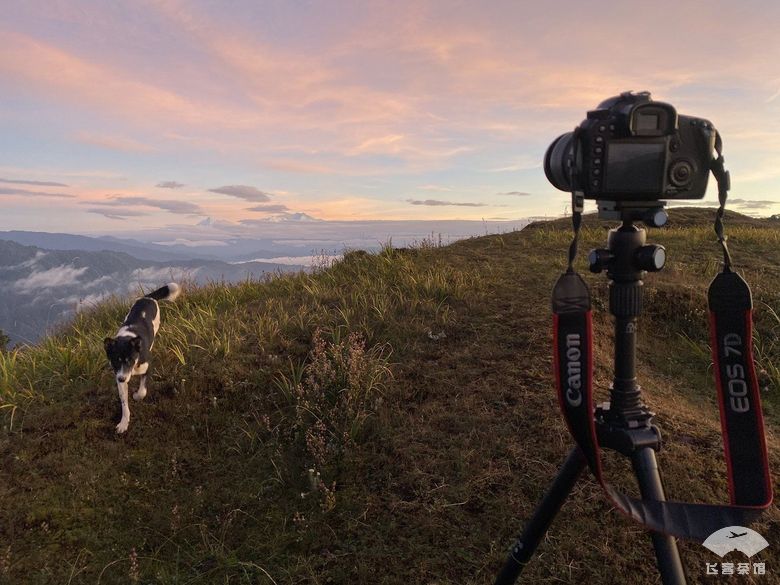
[544,91,717,215]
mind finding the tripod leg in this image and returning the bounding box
[631,448,687,585]
[495,447,587,585]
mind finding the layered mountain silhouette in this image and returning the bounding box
[0,239,302,345]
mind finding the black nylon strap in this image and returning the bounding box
[566,127,584,272]
[709,272,773,506]
[707,132,770,506]
[711,131,733,271]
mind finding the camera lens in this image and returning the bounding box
[544,132,575,191]
[669,160,694,187]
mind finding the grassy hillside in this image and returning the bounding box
[1,208,778,584]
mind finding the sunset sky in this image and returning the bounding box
[2,0,780,232]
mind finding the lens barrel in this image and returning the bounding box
[544,132,574,191]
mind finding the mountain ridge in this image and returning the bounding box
[0,230,195,262]
[0,238,303,345]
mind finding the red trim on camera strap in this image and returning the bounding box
[551,270,772,542]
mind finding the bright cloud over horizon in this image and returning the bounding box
[2,0,780,232]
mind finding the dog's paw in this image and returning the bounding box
[133,389,147,401]
[116,420,129,434]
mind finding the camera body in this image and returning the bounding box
[544,91,717,202]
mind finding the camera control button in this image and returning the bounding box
[670,160,694,187]
[594,158,601,165]
[588,249,613,273]
[599,125,606,132]
[595,136,604,144]
[593,169,601,176]
[595,146,603,155]
[635,245,666,272]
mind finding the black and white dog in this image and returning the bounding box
[104,283,180,433]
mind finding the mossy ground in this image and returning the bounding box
[1,208,778,584]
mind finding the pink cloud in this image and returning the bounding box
[76,132,156,153]
[0,30,262,129]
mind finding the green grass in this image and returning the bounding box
[0,208,778,584]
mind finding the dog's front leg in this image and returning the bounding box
[134,375,147,401]
[116,380,130,433]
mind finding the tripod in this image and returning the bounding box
[496,217,687,585]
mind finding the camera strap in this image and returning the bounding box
[551,133,772,541]
[706,133,771,510]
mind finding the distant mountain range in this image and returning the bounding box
[0,230,195,262]
[0,218,534,345]
[13,217,532,263]
[0,228,330,263]
[0,238,302,346]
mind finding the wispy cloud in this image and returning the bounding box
[261,159,339,175]
[238,213,321,226]
[86,208,150,220]
[0,251,46,272]
[115,197,202,214]
[14,265,88,294]
[75,132,155,153]
[418,185,452,192]
[668,199,778,214]
[487,157,542,173]
[498,191,531,197]
[667,201,716,207]
[157,181,185,189]
[406,198,488,207]
[90,196,203,215]
[0,30,250,129]
[208,185,272,202]
[0,187,74,198]
[350,134,405,155]
[67,291,113,312]
[129,266,198,287]
[247,204,290,213]
[0,178,68,187]
[729,198,778,210]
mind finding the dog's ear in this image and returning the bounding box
[103,337,114,352]
[131,337,142,352]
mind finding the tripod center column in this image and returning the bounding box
[606,223,647,418]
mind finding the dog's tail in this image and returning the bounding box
[145,282,181,302]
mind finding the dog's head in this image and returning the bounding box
[104,336,141,383]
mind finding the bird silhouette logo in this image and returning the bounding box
[703,527,769,558]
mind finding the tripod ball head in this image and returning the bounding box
[588,223,666,276]
[589,243,665,274]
